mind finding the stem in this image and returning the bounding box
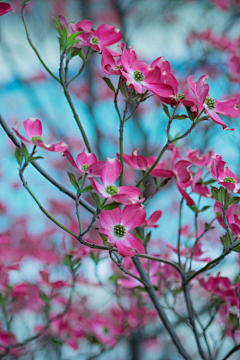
[177,198,184,267]
[182,285,207,360]
[0,270,76,350]
[119,119,124,186]
[136,142,170,187]
[21,5,60,84]
[19,170,78,240]
[184,239,240,285]
[62,85,92,153]
[110,252,146,286]
[222,208,233,244]
[76,195,82,234]
[132,257,192,360]
[222,344,240,360]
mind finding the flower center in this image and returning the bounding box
[223,177,235,184]
[177,93,186,100]
[82,164,89,172]
[90,37,99,45]
[113,224,126,237]
[205,96,216,110]
[105,185,119,195]
[31,136,43,143]
[133,70,145,82]
[116,65,123,70]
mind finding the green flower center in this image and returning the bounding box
[103,327,109,334]
[82,164,90,172]
[91,37,99,45]
[31,136,43,143]
[177,93,186,100]
[133,70,145,82]
[113,224,126,237]
[105,185,119,195]
[116,65,123,70]
[205,96,216,110]
[223,177,235,184]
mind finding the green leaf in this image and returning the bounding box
[62,254,72,267]
[198,116,209,121]
[51,338,63,346]
[120,82,129,99]
[101,77,115,92]
[102,202,121,210]
[66,31,84,49]
[21,142,29,158]
[220,234,230,249]
[226,196,240,207]
[229,313,239,328]
[135,229,144,242]
[199,205,211,213]
[159,177,172,188]
[232,245,240,253]
[162,104,170,118]
[74,48,85,61]
[81,185,93,194]
[204,222,215,231]
[173,114,188,120]
[185,106,194,121]
[39,291,50,304]
[14,148,23,167]
[98,232,108,242]
[145,231,152,244]
[26,156,43,163]
[90,192,101,210]
[90,252,100,264]
[211,186,219,201]
[67,172,79,191]
[203,179,216,185]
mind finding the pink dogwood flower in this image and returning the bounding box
[199,273,239,307]
[141,210,162,228]
[214,201,240,235]
[0,2,13,16]
[91,158,143,205]
[99,204,146,257]
[188,74,240,130]
[71,20,122,52]
[63,149,104,177]
[118,45,174,97]
[191,169,210,198]
[168,144,194,206]
[13,118,68,152]
[118,148,174,178]
[211,155,240,193]
[186,148,214,168]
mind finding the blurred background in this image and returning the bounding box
[0,0,240,359]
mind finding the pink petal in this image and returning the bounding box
[146,82,174,98]
[88,161,105,177]
[207,109,234,130]
[63,149,78,170]
[90,178,108,198]
[120,205,146,231]
[75,20,93,31]
[40,139,68,152]
[114,238,135,257]
[176,183,194,206]
[101,158,121,186]
[195,75,209,103]
[187,75,198,98]
[95,24,122,47]
[76,149,97,169]
[23,118,42,140]
[113,186,142,205]
[215,99,240,118]
[99,207,122,230]
[124,233,145,254]
[0,3,13,16]
[12,123,32,144]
